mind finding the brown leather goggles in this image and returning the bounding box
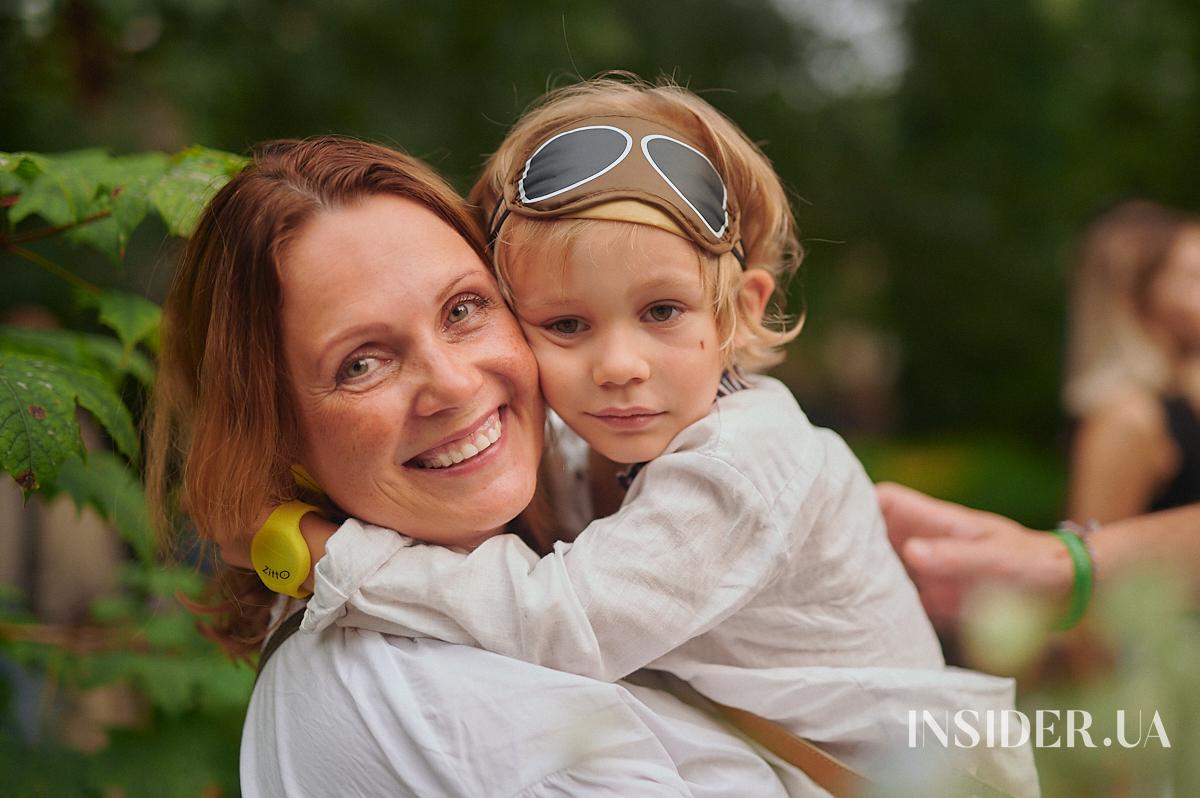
[488,115,743,260]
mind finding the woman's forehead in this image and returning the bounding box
[279,197,488,341]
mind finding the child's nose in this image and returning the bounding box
[591,332,651,387]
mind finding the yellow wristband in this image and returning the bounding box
[251,501,319,599]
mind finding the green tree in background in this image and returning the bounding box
[2,2,1200,793]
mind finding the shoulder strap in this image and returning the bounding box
[255,610,305,686]
[713,702,1013,798]
[714,702,870,797]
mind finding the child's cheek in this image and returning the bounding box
[531,347,578,410]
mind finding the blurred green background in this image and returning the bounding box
[2,0,1199,794]
[5,0,1198,523]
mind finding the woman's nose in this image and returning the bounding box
[591,329,651,387]
[410,339,485,417]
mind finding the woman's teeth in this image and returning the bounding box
[416,414,502,469]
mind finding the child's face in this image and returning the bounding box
[509,223,726,464]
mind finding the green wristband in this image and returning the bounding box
[1049,528,1094,630]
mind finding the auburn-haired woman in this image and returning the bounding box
[147,135,814,796]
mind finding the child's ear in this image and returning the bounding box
[738,269,776,324]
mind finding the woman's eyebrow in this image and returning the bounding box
[440,270,477,296]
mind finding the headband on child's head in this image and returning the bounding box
[488,114,746,266]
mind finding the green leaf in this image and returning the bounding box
[79,290,162,357]
[0,352,138,490]
[0,151,48,181]
[51,451,154,562]
[149,146,248,237]
[64,152,167,262]
[0,325,154,387]
[8,153,99,227]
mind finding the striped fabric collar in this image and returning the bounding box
[616,369,749,490]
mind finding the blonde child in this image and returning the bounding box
[251,79,1034,791]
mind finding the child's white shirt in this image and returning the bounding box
[300,375,1038,793]
[304,374,943,676]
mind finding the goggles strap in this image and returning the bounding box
[487,204,511,251]
[732,242,747,270]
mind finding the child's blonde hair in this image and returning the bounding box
[469,74,804,373]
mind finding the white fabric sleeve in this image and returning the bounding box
[304,450,804,681]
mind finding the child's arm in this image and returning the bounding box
[305,448,811,681]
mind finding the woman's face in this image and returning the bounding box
[1147,225,1200,351]
[278,194,544,549]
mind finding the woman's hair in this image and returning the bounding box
[146,136,489,658]
[1063,199,1190,416]
[469,74,804,373]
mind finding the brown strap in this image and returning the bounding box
[254,610,305,686]
[715,703,1016,798]
[714,703,871,797]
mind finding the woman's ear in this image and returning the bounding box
[738,269,776,325]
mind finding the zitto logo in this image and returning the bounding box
[907,710,1172,749]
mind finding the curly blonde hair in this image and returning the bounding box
[469,75,804,372]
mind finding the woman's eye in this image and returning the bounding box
[547,318,585,336]
[644,304,682,323]
[339,356,379,383]
[446,294,488,326]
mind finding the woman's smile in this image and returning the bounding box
[411,407,505,470]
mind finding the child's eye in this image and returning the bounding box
[643,304,682,324]
[546,318,587,336]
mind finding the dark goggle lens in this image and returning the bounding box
[520,126,632,204]
[643,135,728,238]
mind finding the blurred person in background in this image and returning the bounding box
[1064,200,1200,522]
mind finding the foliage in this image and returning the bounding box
[1,0,1198,793]
[0,145,248,795]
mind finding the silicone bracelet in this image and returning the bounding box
[1049,528,1094,630]
[251,501,319,599]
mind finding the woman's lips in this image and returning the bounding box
[411,410,502,469]
[586,407,665,430]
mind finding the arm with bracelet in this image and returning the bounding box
[879,482,1200,630]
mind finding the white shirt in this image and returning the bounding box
[300,376,1038,794]
[241,620,818,797]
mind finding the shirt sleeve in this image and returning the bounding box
[303,449,804,681]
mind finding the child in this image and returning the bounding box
[257,78,1034,790]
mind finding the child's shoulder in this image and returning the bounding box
[665,374,819,464]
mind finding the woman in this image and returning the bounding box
[1065,200,1200,522]
[147,136,807,796]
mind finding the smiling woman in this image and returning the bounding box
[278,194,544,549]
[146,136,802,796]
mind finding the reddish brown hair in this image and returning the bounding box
[146,136,489,658]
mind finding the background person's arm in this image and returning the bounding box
[1067,390,1176,523]
[877,481,1200,628]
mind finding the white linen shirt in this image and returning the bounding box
[300,375,1038,793]
[241,620,819,797]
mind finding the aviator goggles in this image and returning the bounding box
[488,115,745,264]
